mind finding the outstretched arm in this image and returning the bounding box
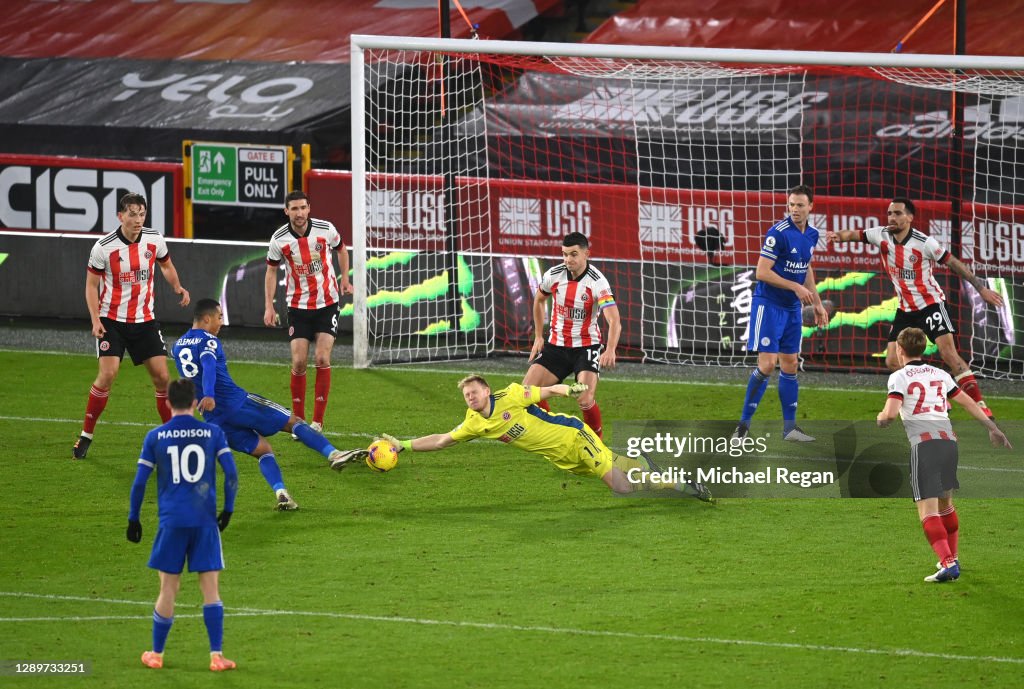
[397,433,458,452]
[825,229,864,243]
[538,383,588,401]
[945,256,1004,307]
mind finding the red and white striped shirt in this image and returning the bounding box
[887,361,961,446]
[540,263,616,348]
[860,226,949,312]
[267,218,343,310]
[87,228,169,323]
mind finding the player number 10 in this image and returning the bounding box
[167,444,207,484]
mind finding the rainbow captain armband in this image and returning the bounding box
[596,294,616,310]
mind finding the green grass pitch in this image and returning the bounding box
[0,348,1022,688]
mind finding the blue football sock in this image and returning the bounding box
[257,453,286,492]
[203,602,224,653]
[740,369,770,425]
[779,371,799,433]
[292,421,334,457]
[152,610,173,653]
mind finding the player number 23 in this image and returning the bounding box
[907,380,946,415]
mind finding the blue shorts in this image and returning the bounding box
[149,526,224,574]
[207,394,290,455]
[747,297,802,354]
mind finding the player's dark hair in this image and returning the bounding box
[896,327,927,358]
[285,190,309,207]
[118,192,147,213]
[562,232,589,250]
[788,184,814,203]
[891,196,915,215]
[457,374,490,391]
[193,298,221,321]
[168,378,196,411]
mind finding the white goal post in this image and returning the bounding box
[351,35,1024,378]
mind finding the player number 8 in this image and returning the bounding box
[177,348,199,377]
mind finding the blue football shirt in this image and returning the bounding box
[753,217,820,309]
[137,415,235,528]
[172,328,248,413]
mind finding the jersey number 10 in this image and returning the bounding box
[167,444,207,484]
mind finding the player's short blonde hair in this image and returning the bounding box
[896,327,927,358]
[457,374,490,391]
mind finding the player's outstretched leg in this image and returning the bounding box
[329,448,368,471]
[290,420,333,456]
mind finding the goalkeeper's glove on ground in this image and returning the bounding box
[126,520,142,543]
[217,511,232,532]
[380,433,406,452]
[567,382,588,398]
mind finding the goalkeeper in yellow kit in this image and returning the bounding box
[371,374,712,500]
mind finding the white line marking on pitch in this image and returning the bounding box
[0,414,376,441]
[0,591,1021,666]
[0,347,1020,400]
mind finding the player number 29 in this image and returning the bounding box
[167,443,207,484]
[926,311,946,332]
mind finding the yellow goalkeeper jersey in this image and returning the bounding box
[449,383,611,477]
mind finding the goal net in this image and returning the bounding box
[351,36,1024,379]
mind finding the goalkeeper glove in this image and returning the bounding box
[380,433,405,452]
[567,382,588,398]
[126,520,142,543]
[217,510,232,532]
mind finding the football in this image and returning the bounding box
[366,439,399,472]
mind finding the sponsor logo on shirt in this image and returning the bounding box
[556,304,588,320]
[117,268,150,284]
[294,259,324,276]
[889,267,918,281]
[499,423,526,443]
